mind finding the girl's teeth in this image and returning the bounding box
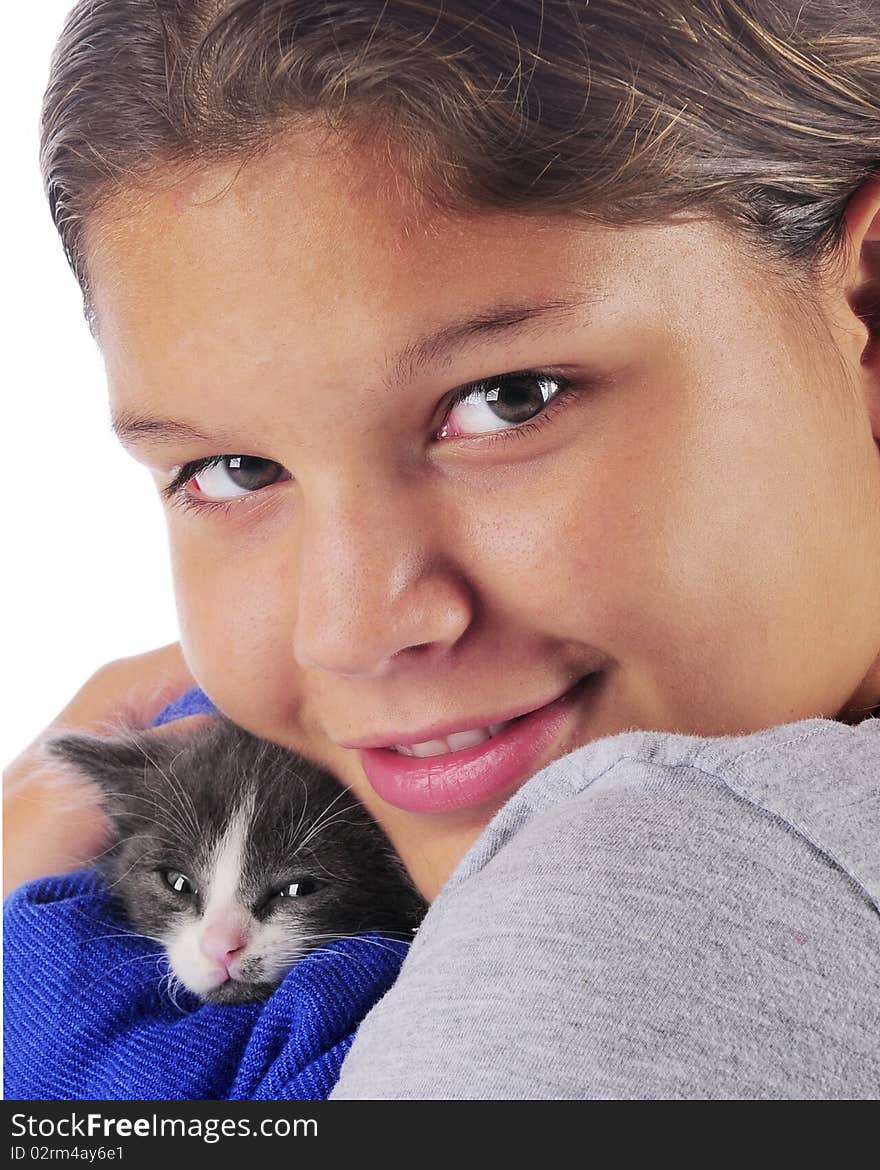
[391,721,511,757]
[445,728,492,752]
[409,738,452,759]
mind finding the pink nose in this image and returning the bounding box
[199,922,247,971]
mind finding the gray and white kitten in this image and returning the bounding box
[46,715,427,1005]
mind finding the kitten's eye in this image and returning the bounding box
[275,877,319,899]
[161,869,197,896]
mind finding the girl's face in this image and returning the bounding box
[87,137,880,898]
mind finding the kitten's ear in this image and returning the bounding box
[43,728,176,809]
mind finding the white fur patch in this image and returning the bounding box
[166,795,254,996]
[202,797,252,921]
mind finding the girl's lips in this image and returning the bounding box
[357,674,599,813]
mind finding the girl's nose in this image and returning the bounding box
[292,483,474,677]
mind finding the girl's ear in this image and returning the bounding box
[843,174,880,378]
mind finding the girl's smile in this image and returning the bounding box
[85,131,880,897]
[352,672,602,813]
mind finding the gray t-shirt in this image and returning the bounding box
[331,715,880,1100]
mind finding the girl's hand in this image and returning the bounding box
[3,642,204,896]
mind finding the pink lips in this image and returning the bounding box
[357,675,597,813]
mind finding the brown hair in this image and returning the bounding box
[40,0,880,334]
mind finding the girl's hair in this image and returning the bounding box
[40,0,880,333]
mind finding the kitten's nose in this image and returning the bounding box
[199,922,247,972]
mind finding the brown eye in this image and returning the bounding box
[439,371,569,439]
[192,455,288,499]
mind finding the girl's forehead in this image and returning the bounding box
[87,134,439,280]
[86,147,748,356]
[86,127,743,281]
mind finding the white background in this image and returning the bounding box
[4,4,180,763]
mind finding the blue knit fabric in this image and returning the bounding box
[150,685,218,724]
[3,688,408,1100]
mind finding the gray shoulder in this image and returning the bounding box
[445,713,880,912]
[332,718,880,1100]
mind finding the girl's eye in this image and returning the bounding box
[161,454,290,511]
[438,371,572,440]
[191,455,286,500]
[161,869,197,896]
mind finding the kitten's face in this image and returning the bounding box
[127,786,347,1004]
[47,718,426,1004]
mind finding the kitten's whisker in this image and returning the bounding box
[294,946,379,976]
[156,963,187,1014]
[278,930,398,941]
[72,910,141,934]
[104,854,152,891]
[343,934,417,953]
[90,824,181,857]
[81,931,165,946]
[295,805,363,853]
[282,773,311,855]
[105,951,165,975]
[276,931,413,959]
[164,748,203,839]
[158,978,172,1009]
[297,802,362,847]
[89,839,126,864]
[167,973,189,1014]
[291,785,354,851]
[306,857,352,883]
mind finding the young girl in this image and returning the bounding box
[4,0,879,1099]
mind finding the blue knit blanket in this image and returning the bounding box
[3,689,409,1100]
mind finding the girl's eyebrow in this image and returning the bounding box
[111,413,238,453]
[385,291,603,391]
[111,292,602,452]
